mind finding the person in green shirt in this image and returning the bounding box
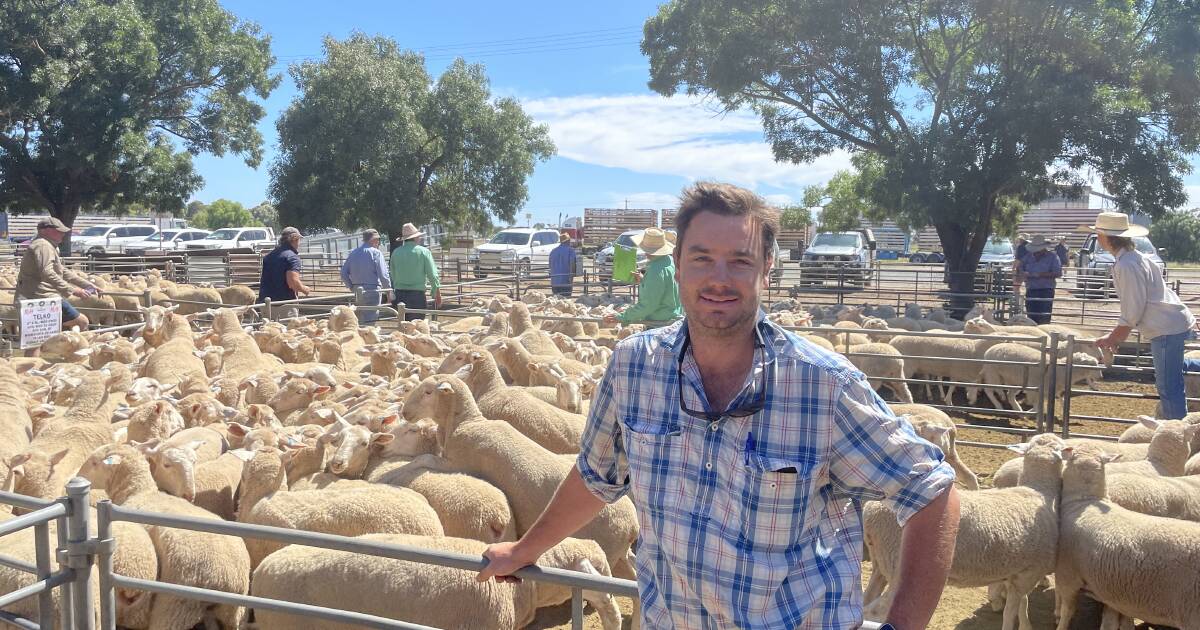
[604,227,683,326]
[389,222,441,321]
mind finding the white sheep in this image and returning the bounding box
[1055,443,1200,630]
[251,534,622,630]
[863,441,1063,630]
[137,305,209,387]
[890,403,979,490]
[843,342,914,404]
[978,343,1098,412]
[992,434,1155,489]
[434,345,586,454]
[1106,472,1200,522]
[1118,411,1200,445]
[76,443,250,629]
[1104,417,1198,477]
[236,448,443,569]
[413,375,638,579]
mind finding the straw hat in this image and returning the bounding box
[1026,234,1050,252]
[1080,212,1148,237]
[631,228,675,256]
[400,223,425,240]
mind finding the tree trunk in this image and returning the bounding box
[936,220,989,319]
[51,203,81,257]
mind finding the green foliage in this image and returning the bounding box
[803,169,871,231]
[191,199,258,230]
[248,202,279,228]
[186,201,208,220]
[0,0,278,231]
[1150,208,1200,262]
[643,0,1200,303]
[270,33,556,243]
[778,205,813,231]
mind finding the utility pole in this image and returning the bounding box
[624,198,628,211]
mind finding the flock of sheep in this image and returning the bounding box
[0,269,1195,629]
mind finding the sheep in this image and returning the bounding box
[38,328,93,364]
[320,416,395,478]
[422,375,639,578]
[433,346,586,454]
[67,292,118,326]
[535,363,596,416]
[355,342,415,379]
[137,305,209,387]
[124,377,178,407]
[267,377,332,417]
[121,399,185,444]
[236,447,443,568]
[863,441,1063,630]
[1106,472,1200,522]
[992,434,1156,489]
[77,443,250,629]
[844,342,914,403]
[490,338,593,387]
[1118,411,1200,445]
[216,284,256,306]
[176,392,236,428]
[89,336,144,368]
[1103,417,1198,477]
[162,285,223,315]
[508,302,562,356]
[888,333,981,403]
[890,403,979,490]
[1054,443,1200,630]
[239,372,281,406]
[203,307,271,380]
[136,425,228,500]
[977,343,1099,412]
[251,534,622,630]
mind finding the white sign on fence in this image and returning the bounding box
[19,297,62,349]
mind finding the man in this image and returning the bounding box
[340,229,391,324]
[548,232,579,297]
[1054,235,1070,266]
[258,227,311,310]
[16,218,95,336]
[389,222,441,321]
[1018,234,1062,324]
[480,182,960,629]
[602,227,683,326]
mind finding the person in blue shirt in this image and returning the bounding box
[1018,234,1062,324]
[1054,235,1070,266]
[258,227,311,313]
[548,232,578,297]
[340,229,391,324]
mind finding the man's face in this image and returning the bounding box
[675,211,772,338]
[289,234,301,249]
[368,236,380,249]
[41,228,64,244]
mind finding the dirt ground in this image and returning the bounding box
[536,380,1162,630]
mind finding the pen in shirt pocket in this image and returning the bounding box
[744,431,755,466]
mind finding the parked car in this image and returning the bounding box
[185,227,276,251]
[797,230,875,286]
[1074,233,1166,297]
[70,224,159,255]
[593,230,651,278]
[123,229,212,255]
[468,228,562,277]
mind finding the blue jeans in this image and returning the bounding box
[1151,328,1200,419]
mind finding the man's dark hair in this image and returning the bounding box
[674,182,779,263]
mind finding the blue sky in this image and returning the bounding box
[193,0,1200,226]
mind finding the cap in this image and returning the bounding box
[37,217,70,233]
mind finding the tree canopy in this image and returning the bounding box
[191,199,257,230]
[1150,208,1200,262]
[270,33,556,245]
[643,0,1200,307]
[0,0,278,244]
[803,169,869,232]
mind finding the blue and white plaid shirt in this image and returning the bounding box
[577,313,955,629]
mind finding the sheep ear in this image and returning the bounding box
[453,364,473,379]
[379,414,398,428]
[102,454,124,466]
[1137,415,1161,430]
[74,347,94,357]
[571,557,602,576]
[470,352,483,362]
[192,350,206,358]
[356,347,373,356]
[314,385,332,396]
[1100,452,1121,464]
[184,440,206,452]
[315,408,333,420]
[226,423,250,438]
[48,448,70,468]
[221,406,238,419]
[436,381,454,394]
[370,432,395,447]
[229,449,256,462]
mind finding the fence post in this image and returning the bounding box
[1061,335,1076,439]
[264,298,273,321]
[97,500,116,630]
[1045,333,1061,435]
[396,302,406,325]
[141,289,153,308]
[1034,332,1048,432]
[33,520,54,630]
[55,513,74,630]
[65,477,95,629]
[514,263,522,299]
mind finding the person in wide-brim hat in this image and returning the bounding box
[1079,211,1149,237]
[399,222,425,241]
[631,227,676,257]
[1025,234,1050,252]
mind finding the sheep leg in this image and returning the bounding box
[985,385,1006,410]
[892,381,914,404]
[1054,577,1082,630]
[948,456,980,491]
[987,582,1006,612]
[941,382,956,406]
[1007,389,1026,413]
[1003,572,1041,630]
[862,571,887,607]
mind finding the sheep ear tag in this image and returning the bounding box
[102,454,124,466]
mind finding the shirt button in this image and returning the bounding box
[705,462,712,470]
[709,422,719,431]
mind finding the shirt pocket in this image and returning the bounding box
[622,417,683,514]
[734,452,821,552]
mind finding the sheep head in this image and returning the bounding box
[321,416,393,479]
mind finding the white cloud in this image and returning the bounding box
[762,193,795,207]
[521,93,852,190]
[1185,185,1200,209]
[604,191,680,209]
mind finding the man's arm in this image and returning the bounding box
[884,486,960,630]
[286,270,311,296]
[617,266,662,323]
[477,468,606,582]
[376,249,391,291]
[424,248,442,308]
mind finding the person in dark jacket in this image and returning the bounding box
[548,233,578,297]
[258,227,311,311]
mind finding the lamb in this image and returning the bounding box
[136,425,229,500]
[1103,417,1198,477]
[89,336,144,368]
[137,305,209,387]
[422,375,639,578]
[216,284,256,306]
[535,363,596,415]
[1118,411,1200,445]
[844,342,914,404]
[38,328,93,363]
[204,307,271,381]
[320,416,395,478]
[240,372,281,406]
[434,346,586,454]
[490,338,593,387]
[508,302,562,356]
[977,343,1099,412]
[1106,472,1200,522]
[77,443,250,629]
[863,441,1063,630]
[121,399,185,444]
[251,534,622,630]
[162,285,223,315]
[992,434,1155,489]
[236,448,443,568]
[355,342,415,379]
[888,333,981,403]
[267,377,332,417]
[890,403,979,490]
[68,292,118,326]
[124,377,178,407]
[1054,443,1200,630]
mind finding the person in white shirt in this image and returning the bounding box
[1092,212,1200,418]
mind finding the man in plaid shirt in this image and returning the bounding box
[480,182,960,629]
